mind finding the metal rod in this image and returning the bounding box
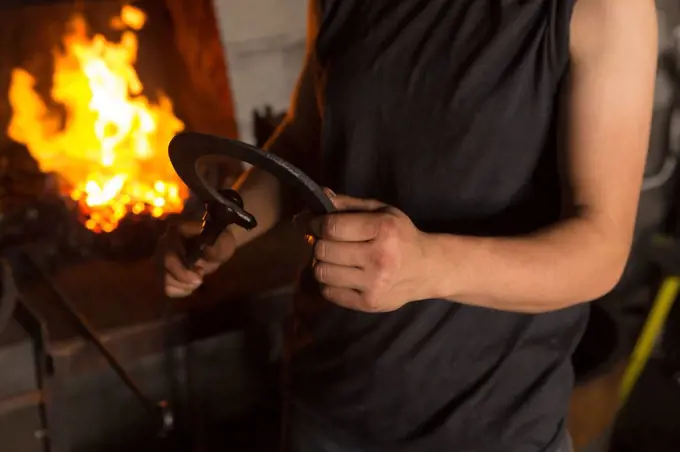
[0,390,43,417]
[59,293,160,419]
[24,250,165,427]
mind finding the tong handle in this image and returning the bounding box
[182,189,246,269]
[182,222,223,268]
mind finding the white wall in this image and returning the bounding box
[212,0,308,144]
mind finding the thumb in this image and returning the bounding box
[332,195,386,212]
[177,221,203,238]
[324,188,385,212]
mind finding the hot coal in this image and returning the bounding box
[0,140,172,263]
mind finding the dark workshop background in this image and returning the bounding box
[1,1,680,452]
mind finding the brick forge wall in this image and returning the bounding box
[166,0,239,139]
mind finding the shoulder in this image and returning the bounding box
[570,0,657,63]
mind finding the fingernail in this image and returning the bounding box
[194,262,206,275]
[323,188,336,198]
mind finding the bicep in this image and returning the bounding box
[566,0,657,240]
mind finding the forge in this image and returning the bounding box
[6,4,187,232]
[0,2,304,452]
[0,0,246,260]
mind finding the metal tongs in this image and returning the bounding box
[168,132,335,268]
[180,188,256,268]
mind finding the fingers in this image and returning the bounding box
[311,190,389,241]
[165,252,203,298]
[314,262,366,290]
[192,230,236,276]
[310,212,383,242]
[322,187,336,197]
[178,221,203,238]
[162,221,236,298]
[162,220,203,282]
[201,229,237,264]
[166,281,198,299]
[165,252,202,284]
[314,240,367,267]
[319,285,363,309]
[329,193,385,212]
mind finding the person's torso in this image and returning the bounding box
[290,1,588,451]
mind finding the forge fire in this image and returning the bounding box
[7,5,187,233]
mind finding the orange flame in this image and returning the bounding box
[7,5,187,233]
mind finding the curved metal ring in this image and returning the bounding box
[168,132,335,218]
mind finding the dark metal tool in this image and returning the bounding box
[167,132,336,446]
[168,132,336,263]
[21,249,175,437]
[181,188,253,268]
[0,260,18,336]
[168,132,335,216]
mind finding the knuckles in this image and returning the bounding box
[319,210,402,241]
[370,244,393,272]
[313,240,325,260]
[311,208,411,313]
[320,285,334,301]
[203,231,236,263]
[314,262,326,283]
[376,213,399,237]
[360,291,381,312]
[369,222,401,270]
[322,215,336,238]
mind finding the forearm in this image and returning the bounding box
[426,217,631,313]
[428,0,655,314]
[229,7,322,248]
[229,115,320,248]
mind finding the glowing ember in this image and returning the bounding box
[7,5,187,233]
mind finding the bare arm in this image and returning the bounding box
[164,1,322,297]
[302,0,658,314]
[230,0,323,247]
[428,0,658,312]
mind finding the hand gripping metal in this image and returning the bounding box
[168,132,335,265]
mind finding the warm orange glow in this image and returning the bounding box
[7,5,187,233]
